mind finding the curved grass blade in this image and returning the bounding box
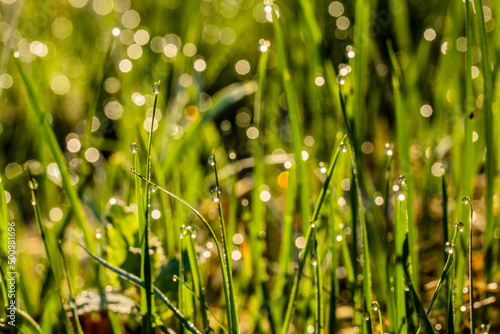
[0,308,43,334]
[173,275,228,334]
[79,244,203,334]
[130,170,234,333]
[14,58,95,253]
[28,171,75,334]
[210,153,239,334]
[280,135,346,334]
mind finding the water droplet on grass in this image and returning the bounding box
[384,143,393,156]
[210,187,220,202]
[152,81,160,94]
[462,196,470,205]
[208,155,215,166]
[339,142,347,152]
[371,300,379,311]
[398,175,407,185]
[28,178,39,190]
[455,221,465,232]
[148,183,158,192]
[336,74,346,85]
[362,312,370,321]
[444,241,454,254]
[130,143,138,153]
[181,225,198,239]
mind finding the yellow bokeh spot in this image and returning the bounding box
[185,106,199,121]
[278,171,289,189]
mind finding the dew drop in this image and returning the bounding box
[181,225,198,239]
[310,221,317,229]
[130,143,138,153]
[362,312,370,321]
[152,81,160,94]
[209,187,221,202]
[371,300,379,312]
[130,167,135,173]
[480,324,489,334]
[172,276,177,282]
[68,297,76,309]
[205,327,215,334]
[398,175,407,185]
[208,155,215,166]
[148,183,158,193]
[28,178,39,190]
[455,221,465,232]
[336,74,346,85]
[339,142,347,153]
[444,241,454,254]
[462,196,470,205]
[311,253,318,266]
[384,143,394,156]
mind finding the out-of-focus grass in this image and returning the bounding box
[0,0,499,333]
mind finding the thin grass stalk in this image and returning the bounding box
[455,0,475,327]
[172,275,227,334]
[464,198,474,332]
[0,177,8,257]
[312,231,322,333]
[28,172,75,334]
[185,233,210,332]
[211,154,239,334]
[394,196,407,333]
[80,245,202,334]
[141,81,160,334]
[270,5,311,232]
[249,46,276,333]
[472,0,495,283]
[280,135,346,334]
[131,170,232,333]
[14,58,95,253]
[328,196,338,333]
[57,241,84,334]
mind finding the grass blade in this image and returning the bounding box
[14,58,95,254]
[79,244,203,334]
[210,153,239,334]
[280,135,346,334]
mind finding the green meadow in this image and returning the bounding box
[0,0,499,333]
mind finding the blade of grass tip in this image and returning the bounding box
[210,153,239,334]
[472,0,495,285]
[57,241,84,334]
[172,275,228,334]
[281,135,346,334]
[79,244,203,334]
[140,80,160,334]
[271,4,311,233]
[129,170,233,333]
[0,176,8,257]
[28,171,75,334]
[14,58,95,254]
[184,231,210,332]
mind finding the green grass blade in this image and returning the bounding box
[403,267,435,334]
[185,234,210,332]
[211,154,239,334]
[0,176,8,257]
[271,5,311,233]
[79,244,203,334]
[14,58,95,254]
[280,136,346,334]
[28,172,75,334]
[172,275,227,334]
[472,0,495,284]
